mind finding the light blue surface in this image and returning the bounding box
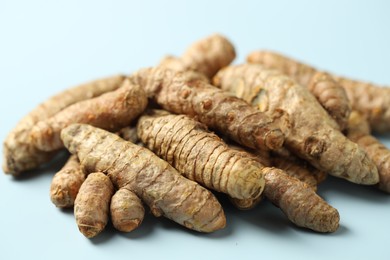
[1,0,390,259]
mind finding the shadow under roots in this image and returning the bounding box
[89,223,117,245]
[118,211,157,239]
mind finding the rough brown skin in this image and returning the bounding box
[3,75,125,175]
[74,172,114,238]
[137,111,265,200]
[213,64,379,185]
[247,50,390,133]
[132,67,289,151]
[347,111,390,193]
[271,157,319,191]
[30,79,147,151]
[61,124,226,233]
[223,143,339,232]
[111,187,145,232]
[337,78,390,133]
[247,51,351,130]
[240,144,325,189]
[50,155,86,208]
[159,34,236,79]
[265,168,340,233]
[229,196,263,210]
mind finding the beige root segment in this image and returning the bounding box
[74,172,114,238]
[3,75,126,175]
[61,123,226,233]
[137,111,265,200]
[271,157,320,190]
[226,143,339,232]
[159,34,236,79]
[132,67,289,151]
[213,64,379,185]
[247,51,351,130]
[264,169,340,233]
[347,111,390,193]
[247,50,390,132]
[30,79,147,151]
[111,187,145,232]
[50,155,86,208]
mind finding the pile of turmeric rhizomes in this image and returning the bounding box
[3,34,390,238]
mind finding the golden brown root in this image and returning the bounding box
[271,157,319,190]
[264,168,340,233]
[247,51,350,130]
[137,111,265,200]
[347,112,390,192]
[213,64,379,185]
[74,172,114,238]
[247,50,390,133]
[50,155,86,208]
[3,75,125,175]
[61,124,226,233]
[338,78,390,133]
[159,34,236,79]
[132,67,289,151]
[307,72,351,130]
[229,196,263,210]
[111,187,145,232]
[30,79,147,151]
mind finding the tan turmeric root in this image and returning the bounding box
[50,155,86,208]
[271,157,320,191]
[3,75,126,175]
[132,67,289,151]
[136,113,338,232]
[111,187,145,232]
[158,34,236,79]
[247,50,390,132]
[30,79,147,151]
[61,123,226,233]
[265,168,340,233]
[247,51,351,130]
[347,111,390,192]
[213,64,379,185]
[228,146,325,211]
[137,111,265,200]
[74,172,114,238]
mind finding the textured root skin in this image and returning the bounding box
[30,79,147,151]
[111,187,145,232]
[132,67,288,151]
[338,78,390,133]
[61,124,226,233]
[307,72,351,130]
[227,144,339,232]
[50,155,86,208]
[264,168,340,233]
[247,51,351,130]
[137,112,265,200]
[247,50,390,133]
[74,172,114,238]
[229,196,263,210]
[159,34,236,79]
[271,157,318,190]
[2,75,125,175]
[214,64,379,185]
[347,112,390,193]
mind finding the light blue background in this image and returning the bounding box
[1,0,390,259]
